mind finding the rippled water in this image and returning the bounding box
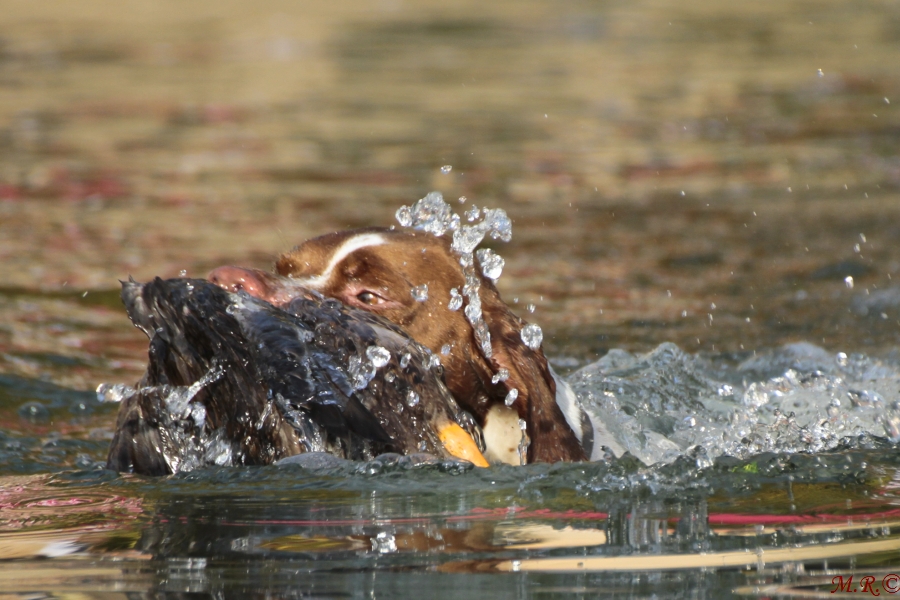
[2,0,900,597]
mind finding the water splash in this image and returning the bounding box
[366,345,391,368]
[96,382,135,403]
[476,248,504,281]
[348,354,377,390]
[520,324,543,350]
[411,284,429,302]
[393,191,536,377]
[448,287,463,311]
[395,191,458,237]
[569,342,900,466]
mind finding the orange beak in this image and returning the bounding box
[438,423,490,468]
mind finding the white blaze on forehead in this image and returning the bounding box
[292,232,387,290]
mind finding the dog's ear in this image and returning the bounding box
[477,281,586,462]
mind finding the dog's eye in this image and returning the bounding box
[357,291,383,305]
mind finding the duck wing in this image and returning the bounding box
[107,278,484,474]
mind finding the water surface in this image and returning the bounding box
[2,0,900,597]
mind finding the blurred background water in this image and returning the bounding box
[2,0,900,597]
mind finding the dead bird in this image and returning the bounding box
[106,277,488,475]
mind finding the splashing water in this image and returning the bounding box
[395,191,459,237]
[520,324,543,350]
[411,284,429,302]
[348,354,377,390]
[96,382,135,403]
[569,341,900,466]
[366,345,391,368]
[395,191,533,377]
[476,248,504,281]
[448,287,463,311]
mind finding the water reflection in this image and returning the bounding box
[4,456,900,596]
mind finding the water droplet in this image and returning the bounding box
[406,390,420,408]
[411,284,429,302]
[454,241,481,267]
[817,68,824,77]
[18,401,49,423]
[179,269,187,277]
[395,205,413,227]
[448,288,463,311]
[504,388,519,406]
[492,368,509,384]
[476,248,504,280]
[441,344,452,355]
[464,301,481,323]
[485,209,513,242]
[427,354,441,369]
[526,303,536,313]
[400,353,412,368]
[366,345,391,368]
[458,196,467,203]
[348,355,376,390]
[844,276,854,289]
[385,371,396,383]
[440,165,452,174]
[836,352,848,367]
[451,206,511,257]
[395,191,455,236]
[465,205,480,222]
[373,531,397,553]
[520,323,543,350]
[96,382,134,403]
[510,560,521,572]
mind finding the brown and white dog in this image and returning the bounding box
[209,227,602,464]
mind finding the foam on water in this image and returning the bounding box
[568,341,900,466]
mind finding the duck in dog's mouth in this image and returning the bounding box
[209,220,596,465]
